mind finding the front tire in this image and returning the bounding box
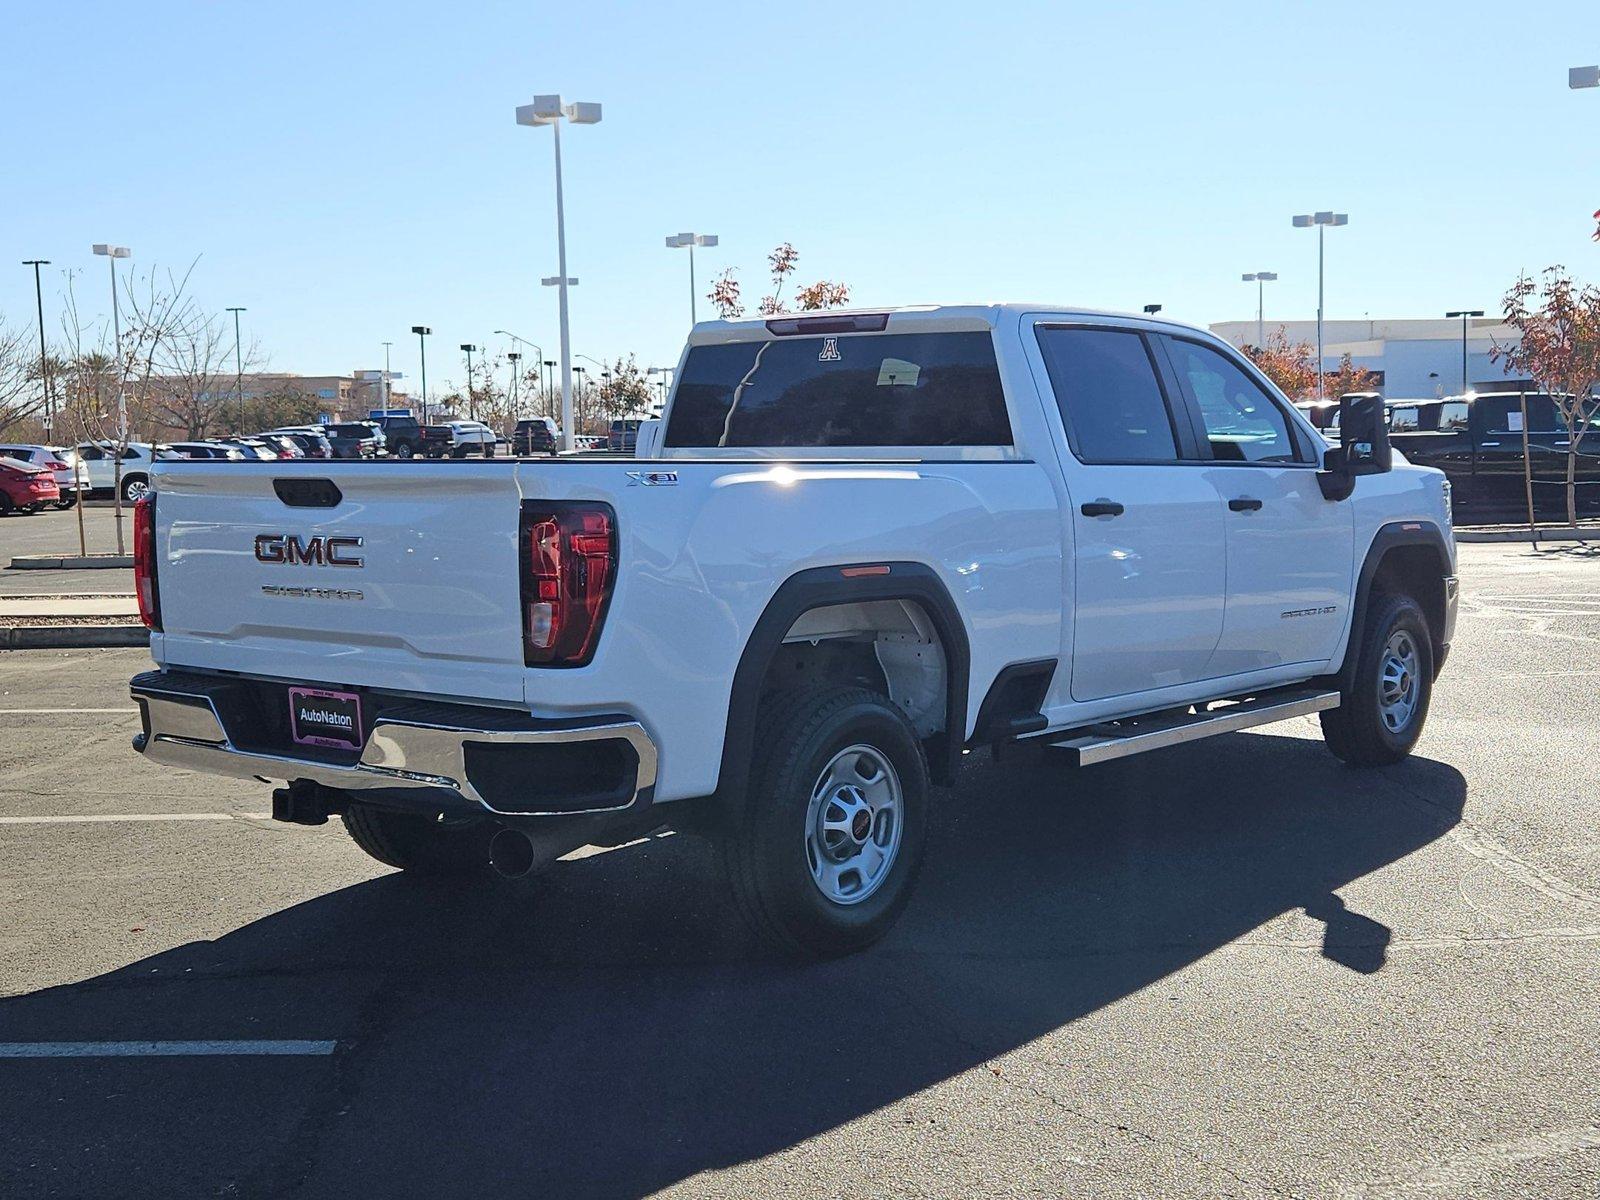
[1321,593,1434,767]
[721,687,930,958]
[342,804,494,875]
[54,496,76,510]
[391,440,415,459]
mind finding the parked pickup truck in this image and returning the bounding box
[1365,392,1600,515]
[128,305,1457,957]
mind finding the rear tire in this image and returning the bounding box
[54,496,76,510]
[392,440,415,459]
[1320,592,1433,767]
[720,686,930,959]
[121,474,149,504]
[342,804,494,875]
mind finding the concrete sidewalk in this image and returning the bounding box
[0,595,139,618]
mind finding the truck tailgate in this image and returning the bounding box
[151,463,528,703]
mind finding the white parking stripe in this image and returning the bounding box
[0,1040,336,1058]
[0,708,139,714]
[0,813,271,825]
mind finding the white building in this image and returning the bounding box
[1209,317,1529,399]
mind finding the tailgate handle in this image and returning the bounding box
[273,478,343,508]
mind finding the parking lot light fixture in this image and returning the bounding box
[22,260,53,432]
[411,326,432,423]
[1292,213,1348,401]
[665,233,718,325]
[517,94,602,453]
[1142,304,1162,316]
[460,344,480,419]
[1444,310,1485,395]
[1570,65,1599,89]
[1241,272,1278,348]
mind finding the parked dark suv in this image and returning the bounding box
[321,422,384,459]
[512,417,560,454]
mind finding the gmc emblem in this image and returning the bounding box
[254,533,364,568]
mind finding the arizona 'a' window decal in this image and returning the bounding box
[818,337,841,362]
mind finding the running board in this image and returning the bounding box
[1044,688,1341,767]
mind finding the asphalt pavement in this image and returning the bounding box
[0,542,1596,1198]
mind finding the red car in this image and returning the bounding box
[0,459,61,515]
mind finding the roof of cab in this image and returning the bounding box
[685,302,1221,346]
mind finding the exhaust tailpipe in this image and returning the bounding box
[489,827,538,879]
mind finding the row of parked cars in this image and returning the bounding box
[0,413,648,513]
[1303,390,1600,514]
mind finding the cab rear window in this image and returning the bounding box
[663,331,1012,448]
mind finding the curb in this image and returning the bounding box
[0,625,148,650]
[1455,527,1600,544]
[7,555,133,570]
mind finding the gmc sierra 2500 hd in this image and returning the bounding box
[129,305,1457,957]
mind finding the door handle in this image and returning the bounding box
[1080,499,1124,518]
[1228,497,1263,512]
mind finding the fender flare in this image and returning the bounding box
[1335,520,1452,689]
[717,562,971,798]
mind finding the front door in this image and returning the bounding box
[1033,323,1227,703]
[1160,335,1354,674]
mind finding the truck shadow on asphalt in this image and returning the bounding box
[0,731,1466,1198]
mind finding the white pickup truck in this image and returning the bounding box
[129,305,1457,956]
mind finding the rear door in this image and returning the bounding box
[1159,335,1353,674]
[1032,322,1227,702]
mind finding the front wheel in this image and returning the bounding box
[391,441,415,459]
[342,804,494,875]
[721,687,930,958]
[1321,593,1434,767]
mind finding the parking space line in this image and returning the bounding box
[0,1040,337,1058]
[0,813,271,825]
[0,708,140,714]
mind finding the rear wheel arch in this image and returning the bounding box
[718,563,971,799]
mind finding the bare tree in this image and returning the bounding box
[147,306,254,439]
[0,316,43,438]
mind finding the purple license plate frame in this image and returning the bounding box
[288,686,363,750]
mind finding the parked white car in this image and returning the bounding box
[433,420,498,458]
[74,441,159,502]
[130,304,1457,957]
[0,444,87,508]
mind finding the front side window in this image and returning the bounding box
[1167,339,1299,464]
[1035,327,1179,463]
[664,331,1012,448]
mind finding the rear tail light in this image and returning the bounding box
[133,494,161,631]
[519,502,616,667]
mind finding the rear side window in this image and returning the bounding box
[1036,327,1179,463]
[663,331,1012,448]
[1166,338,1299,464]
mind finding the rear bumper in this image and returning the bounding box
[130,670,657,817]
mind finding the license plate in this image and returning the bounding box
[288,687,363,750]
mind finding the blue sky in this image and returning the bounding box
[4,0,1597,394]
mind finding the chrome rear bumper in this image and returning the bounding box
[130,673,656,817]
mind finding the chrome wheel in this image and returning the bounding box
[1378,629,1421,733]
[122,477,149,503]
[804,744,903,906]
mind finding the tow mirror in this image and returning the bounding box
[1318,392,1392,500]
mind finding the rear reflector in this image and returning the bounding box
[519,502,616,667]
[764,313,890,336]
[133,494,161,631]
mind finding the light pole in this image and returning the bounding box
[226,306,247,432]
[1240,272,1278,348]
[91,244,132,442]
[542,360,555,416]
[516,94,601,453]
[1292,212,1348,401]
[506,351,521,415]
[411,325,431,422]
[1444,310,1484,396]
[460,343,480,418]
[381,341,393,411]
[665,232,718,325]
[21,260,52,434]
[647,365,674,413]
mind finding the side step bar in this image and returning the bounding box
[1044,687,1340,767]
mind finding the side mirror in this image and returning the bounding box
[1318,393,1392,500]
